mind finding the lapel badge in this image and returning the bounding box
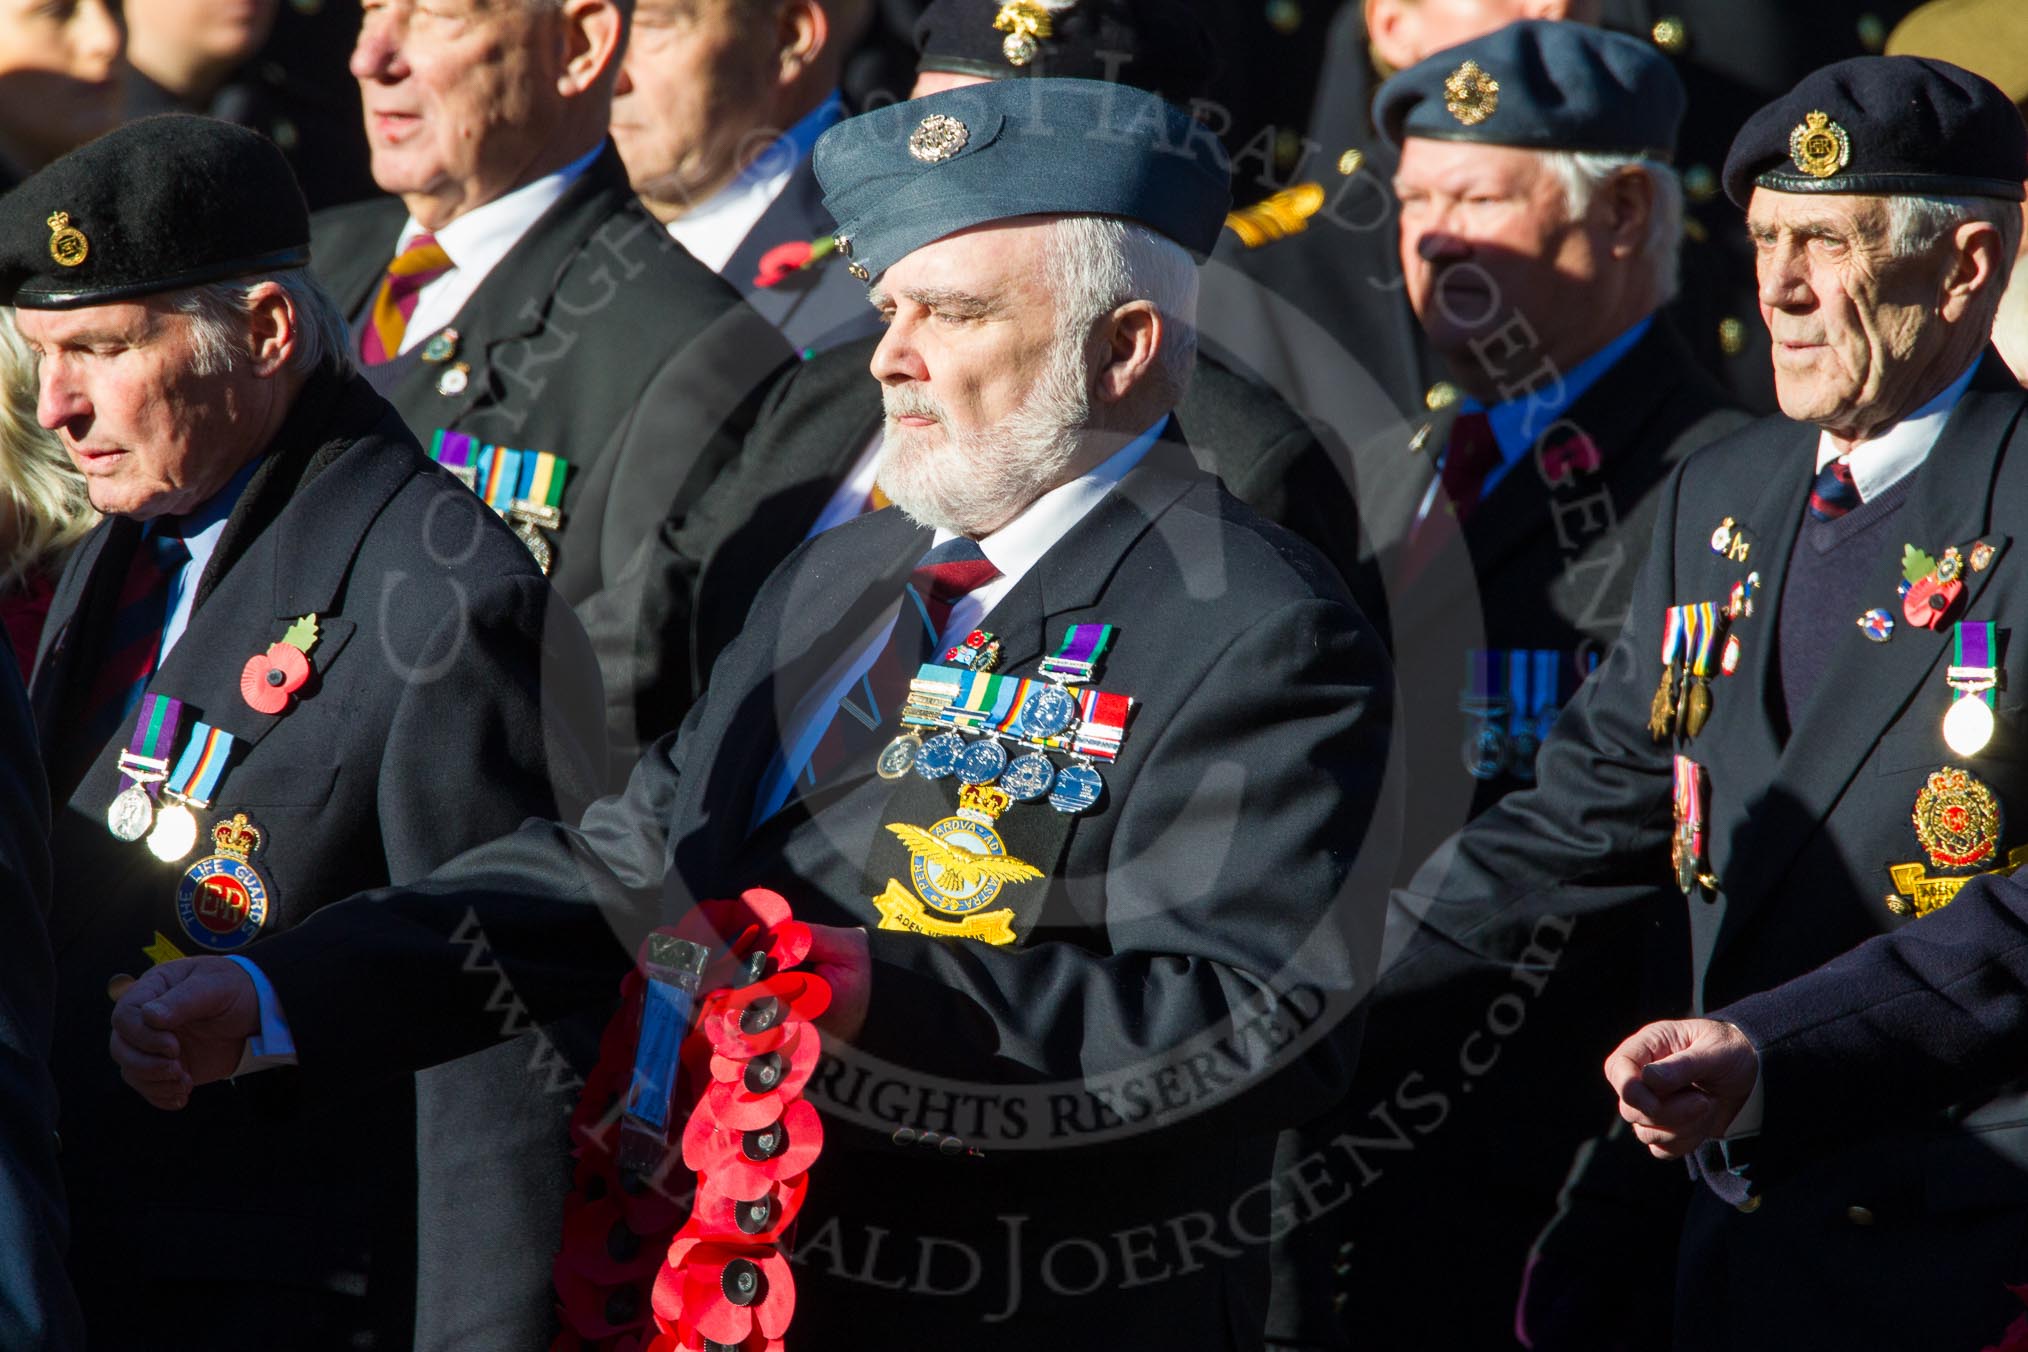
[46,211,88,267]
[1911,766,2001,874]
[240,614,320,716]
[908,113,970,164]
[1710,517,1751,562]
[1858,608,1894,642]
[176,813,273,952]
[1972,541,1998,572]
[1789,110,1851,179]
[419,328,458,364]
[992,0,1053,65]
[1443,59,1500,126]
[1720,632,1742,675]
[1727,572,1759,620]
[436,362,471,398]
[1901,544,1963,630]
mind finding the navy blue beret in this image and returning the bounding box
[814,78,1231,284]
[0,114,309,310]
[1373,20,1685,160]
[914,0,1218,107]
[1722,55,2028,208]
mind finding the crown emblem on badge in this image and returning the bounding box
[957,783,1012,821]
[1443,60,1500,126]
[46,211,87,268]
[1789,110,1851,179]
[993,0,1054,66]
[211,813,263,861]
[908,113,971,164]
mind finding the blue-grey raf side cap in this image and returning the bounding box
[814,78,1232,284]
[1372,19,1686,161]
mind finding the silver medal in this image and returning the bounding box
[106,784,156,842]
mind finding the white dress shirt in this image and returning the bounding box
[393,142,605,354]
[1810,357,1981,502]
[665,93,845,275]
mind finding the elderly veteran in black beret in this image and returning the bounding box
[1260,20,1748,1352]
[10,114,606,1351]
[1367,54,2028,1351]
[109,79,1393,1348]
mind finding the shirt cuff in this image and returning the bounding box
[225,955,299,1075]
[1720,1031,1763,1140]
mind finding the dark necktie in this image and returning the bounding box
[1438,411,1502,523]
[804,537,1001,784]
[83,528,190,748]
[1808,458,1862,520]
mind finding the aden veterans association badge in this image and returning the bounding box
[175,813,272,951]
[874,783,1040,946]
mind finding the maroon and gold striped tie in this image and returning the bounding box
[359,233,453,366]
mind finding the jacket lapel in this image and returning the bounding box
[1718,387,2028,942]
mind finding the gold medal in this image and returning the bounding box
[1684,677,1712,739]
[1649,666,1676,741]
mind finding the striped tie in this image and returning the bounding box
[359,233,453,366]
[82,529,189,749]
[805,538,1001,784]
[1808,458,1862,520]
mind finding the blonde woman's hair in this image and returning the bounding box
[0,310,95,590]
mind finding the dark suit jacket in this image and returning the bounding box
[1267,317,1746,1350]
[33,371,605,1351]
[247,437,1396,1348]
[670,336,1365,720]
[309,143,795,767]
[0,643,80,1351]
[720,154,883,356]
[1379,369,2028,1349]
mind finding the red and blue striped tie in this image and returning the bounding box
[1808,458,1862,520]
[82,529,189,747]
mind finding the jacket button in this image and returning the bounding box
[1736,1194,1762,1214]
[1845,1205,1875,1226]
[891,1127,918,1147]
[938,1135,965,1157]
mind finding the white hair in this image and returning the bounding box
[1886,194,2022,274]
[170,269,356,380]
[1044,215,1200,406]
[1538,151,1685,306]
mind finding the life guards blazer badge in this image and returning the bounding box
[875,783,1041,945]
[175,812,272,951]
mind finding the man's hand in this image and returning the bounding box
[1604,1018,1758,1159]
[108,958,261,1110]
[805,924,871,1043]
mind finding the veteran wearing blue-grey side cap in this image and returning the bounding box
[112,78,1394,1347]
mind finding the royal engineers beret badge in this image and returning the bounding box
[1789,110,1851,179]
[46,211,87,268]
[908,113,971,164]
[992,0,1053,66]
[1444,59,1500,126]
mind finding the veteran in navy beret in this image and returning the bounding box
[12,113,606,1349]
[111,79,1391,1348]
[1367,53,2028,1352]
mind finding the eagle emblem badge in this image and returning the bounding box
[874,783,1041,945]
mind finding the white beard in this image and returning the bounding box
[875,326,1094,537]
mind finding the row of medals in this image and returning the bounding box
[106,763,207,862]
[875,670,1107,814]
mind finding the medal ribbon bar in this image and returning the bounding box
[118,693,183,793]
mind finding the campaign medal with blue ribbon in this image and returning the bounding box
[878,662,968,779]
[1461,648,1508,779]
[1944,620,2001,758]
[107,693,184,842]
[174,812,272,951]
[1506,650,1561,783]
[427,432,570,574]
[147,722,236,863]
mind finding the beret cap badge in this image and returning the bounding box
[992,0,1053,67]
[45,212,87,268]
[1443,60,1500,127]
[908,113,971,164]
[1788,110,1851,179]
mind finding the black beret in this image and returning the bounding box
[1722,55,2028,207]
[816,78,1232,283]
[1373,20,1685,161]
[914,0,1217,107]
[0,114,310,310]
